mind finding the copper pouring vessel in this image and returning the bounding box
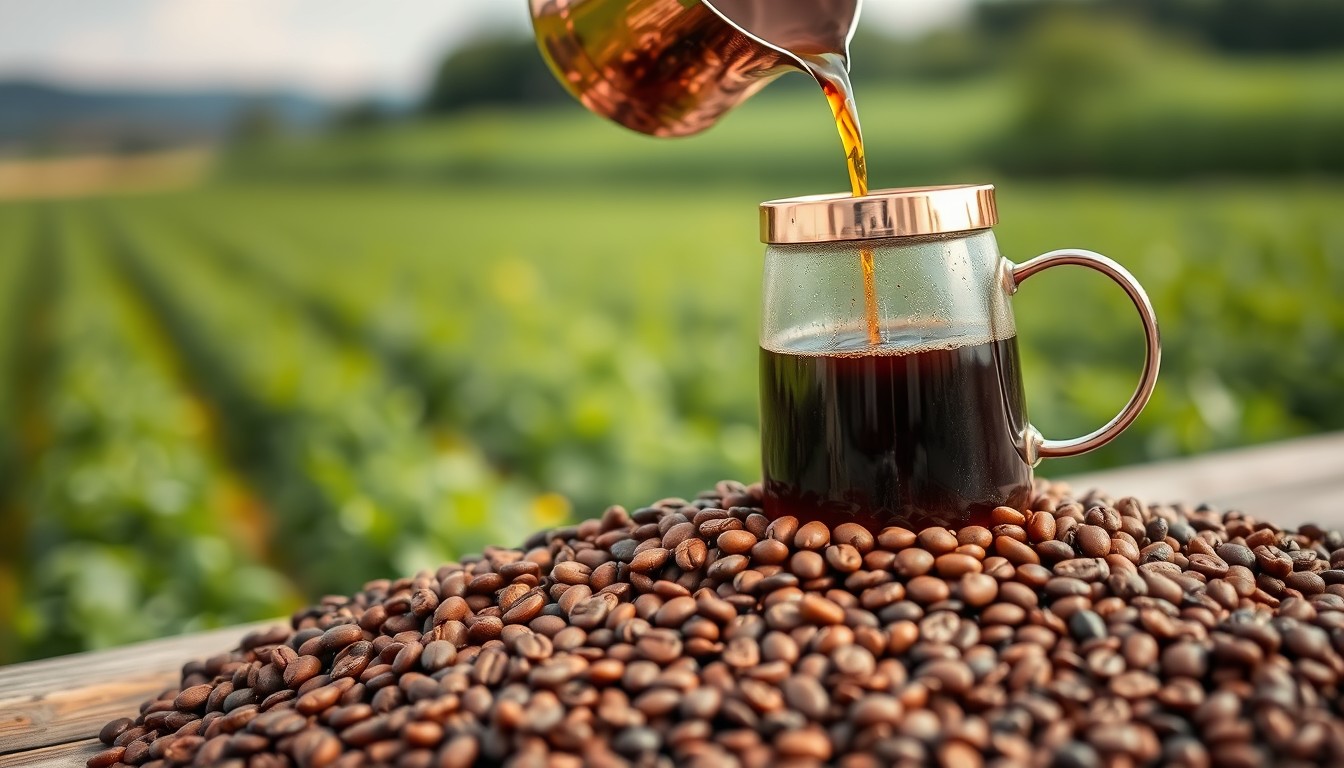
[529,0,862,137]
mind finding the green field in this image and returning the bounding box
[4,46,1344,661]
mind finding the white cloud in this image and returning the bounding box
[860,0,976,38]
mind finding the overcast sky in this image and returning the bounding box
[0,1,974,99]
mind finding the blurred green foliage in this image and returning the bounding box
[3,10,1343,662]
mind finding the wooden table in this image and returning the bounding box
[3,433,1342,766]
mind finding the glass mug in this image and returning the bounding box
[758,184,1161,530]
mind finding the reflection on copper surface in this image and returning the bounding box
[529,0,860,137]
[760,185,1001,244]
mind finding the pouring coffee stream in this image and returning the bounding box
[801,51,882,346]
[529,0,880,342]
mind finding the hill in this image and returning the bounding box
[0,79,328,154]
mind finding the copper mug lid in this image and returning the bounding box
[761,184,999,244]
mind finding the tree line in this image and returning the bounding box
[421,0,1344,116]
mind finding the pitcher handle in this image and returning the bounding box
[1010,249,1162,464]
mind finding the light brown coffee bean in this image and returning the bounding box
[918,528,959,556]
[718,530,757,555]
[894,548,935,578]
[935,553,982,577]
[674,538,708,571]
[833,523,875,553]
[1076,525,1111,558]
[995,536,1040,566]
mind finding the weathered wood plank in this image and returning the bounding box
[0,621,276,756]
[1061,432,1344,527]
[0,739,98,768]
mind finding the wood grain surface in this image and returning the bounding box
[1060,431,1344,528]
[0,622,276,765]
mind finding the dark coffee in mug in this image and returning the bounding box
[760,325,1034,530]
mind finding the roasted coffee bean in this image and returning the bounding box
[98,716,134,745]
[1075,525,1111,558]
[996,536,1039,566]
[1069,610,1107,642]
[959,573,999,607]
[833,523,875,553]
[551,561,591,585]
[918,528,959,556]
[91,482,1344,767]
[718,529,757,555]
[894,548,935,578]
[826,543,864,573]
[318,624,363,654]
[283,655,322,689]
[936,553,982,577]
[794,521,831,550]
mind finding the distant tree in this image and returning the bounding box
[330,99,393,132]
[1153,0,1344,53]
[976,0,1344,54]
[423,35,572,115]
[848,26,999,84]
[229,101,285,145]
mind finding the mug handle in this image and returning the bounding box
[1009,249,1162,465]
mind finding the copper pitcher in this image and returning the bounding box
[529,0,862,137]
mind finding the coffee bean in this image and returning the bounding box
[1287,570,1327,595]
[918,528,959,556]
[1069,610,1107,641]
[675,538,708,570]
[1028,512,1057,543]
[958,573,998,607]
[794,521,831,550]
[937,739,983,768]
[775,726,832,760]
[826,543,864,573]
[1076,525,1111,558]
[1161,642,1209,678]
[283,656,322,689]
[1217,543,1255,569]
[630,547,669,573]
[936,553,982,577]
[789,550,825,580]
[749,537,789,566]
[502,592,546,625]
[798,593,846,625]
[709,553,750,580]
[318,624,363,655]
[635,629,682,664]
[98,716,134,746]
[1054,558,1110,583]
[894,548,935,578]
[993,506,1027,526]
[1187,553,1229,579]
[550,561,592,586]
[907,575,951,605]
[718,529,757,555]
[86,746,125,768]
[782,675,829,720]
[995,536,1039,566]
[833,523,875,553]
[173,684,212,712]
[332,641,374,679]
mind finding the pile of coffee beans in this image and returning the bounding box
[92,480,1344,767]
